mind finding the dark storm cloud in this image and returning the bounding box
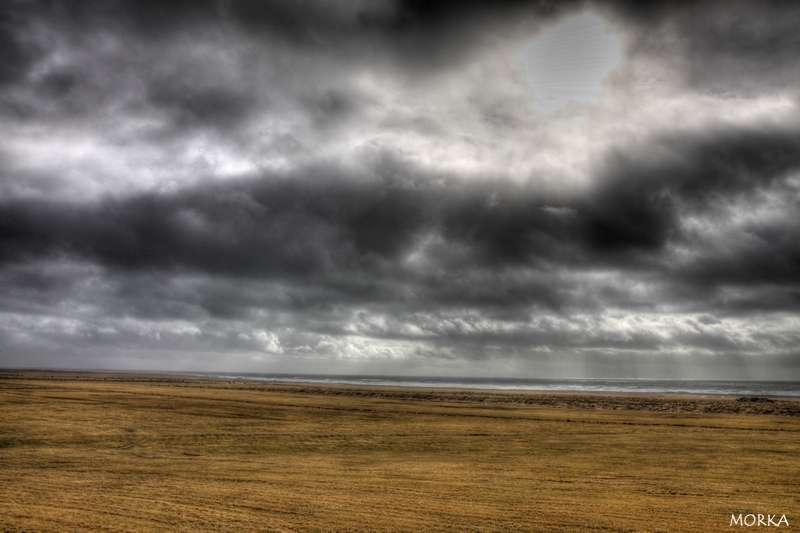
[2,123,799,307]
[0,168,438,279]
[0,2,264,133]
[582,128,800,252]
[146,71,256,132]
[0,5,36,87]
[613,0,800,95]
[0,0,578,130]
[0,0,534,75]
[5,0,795,154]
[5,0,800,106]
[117,0,575,68]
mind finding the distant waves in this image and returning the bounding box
[184,374,800,397]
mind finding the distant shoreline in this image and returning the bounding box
[2,367,800,396]
[3,369,800,416]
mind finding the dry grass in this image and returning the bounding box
[1,373,798,532]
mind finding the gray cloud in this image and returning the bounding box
[3,124,796,278]
[614,0,800,96]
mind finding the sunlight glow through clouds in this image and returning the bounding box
[520,11,621,112]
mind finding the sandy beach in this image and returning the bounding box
[1,371,798,532]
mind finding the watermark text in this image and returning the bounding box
[730,514,789,527]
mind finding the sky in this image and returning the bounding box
[1,0,799,379]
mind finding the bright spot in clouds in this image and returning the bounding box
[522,11,621,111]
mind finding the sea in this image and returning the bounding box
[186,373,800,397]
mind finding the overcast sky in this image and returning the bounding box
[1,0,799,378]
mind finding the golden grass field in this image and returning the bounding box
[1,372,798,532]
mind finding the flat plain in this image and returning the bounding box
[1,372,798,532]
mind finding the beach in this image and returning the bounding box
[1,371,798,532]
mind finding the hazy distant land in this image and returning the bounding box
[1,371,798,532]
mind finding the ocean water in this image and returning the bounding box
[189,373,800,397]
